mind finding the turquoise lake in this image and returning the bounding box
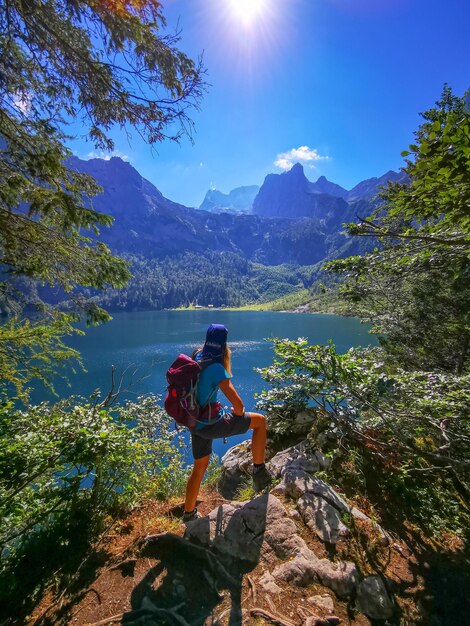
[36,310,376,457]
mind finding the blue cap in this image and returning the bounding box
[200,324,228,362]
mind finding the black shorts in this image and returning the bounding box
[190,412,252,460]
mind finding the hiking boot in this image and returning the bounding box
[252,464,273,492]
[182,507,200,523]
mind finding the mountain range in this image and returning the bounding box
[66,156,405,308]
[200,162,405,216]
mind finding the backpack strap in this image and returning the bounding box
[174,385,219,431]
[198,385,219,424]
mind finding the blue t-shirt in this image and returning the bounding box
[196,362,230,428]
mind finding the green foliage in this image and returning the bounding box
[234,479,256,502]
[1,0,204,150]
[328,247,470,373]
[0,394,188,557]
[389,85,470,241]
[203,454,223,490]
[1,0,205,390]
[326,87,470,374]
[248,263,305,302]
[261,282,351,314]
[0,393,188,619]
[0,314,83,397]
[92,252,321,310]
[346,85,470,247]
[257,339,470,533]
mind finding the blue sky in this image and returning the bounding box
[71,0,470,208]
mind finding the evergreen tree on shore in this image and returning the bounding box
[0,0,205,391]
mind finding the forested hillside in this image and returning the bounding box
[92,252,321,310]
[62,156,397,311]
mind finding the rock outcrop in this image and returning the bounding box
[253,163,348,221]
[183,435,396,622]
[184,493,358,598]
[356,575,395,619]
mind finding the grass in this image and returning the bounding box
[172,287,355,315]
[144,514,182,534]
[234,480,256,502]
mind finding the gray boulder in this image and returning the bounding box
[306,482,390,546]
[297,493,349,544]
[268,441,329,478]
[272,472,350,512]
[307,478,352,512]
[307,594,335,613]
[272,467,318,499]
[272,552,319,588]
[184,494,302,564]
[218,441,253,499]
[259,571,282,594]
[272,547,357,597]
[183,488,359,599]
[356,575,394,619]
[313,558,358,598]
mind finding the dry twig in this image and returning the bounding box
[246,575,257,603]
[250,607,296,626]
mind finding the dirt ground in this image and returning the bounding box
[27,487,468,626]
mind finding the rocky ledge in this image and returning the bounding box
[181,440,395,624]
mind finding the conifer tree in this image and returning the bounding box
[0,0,205,391]
[327,87,470,373]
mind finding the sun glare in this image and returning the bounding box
[228,0,267,25]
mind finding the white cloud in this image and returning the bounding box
[274,145,329,171]
[85,150,129,161]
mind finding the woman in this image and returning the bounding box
[183,323,272,522]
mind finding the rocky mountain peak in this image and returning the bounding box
[253,163,347,220]
[347,169,407,202]
[199,185,259,214]
[310,175,348,200]
[289,162,306,175]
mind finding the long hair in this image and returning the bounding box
[191,346,202,360]
[223,344,232,377]
[193,344,232,375]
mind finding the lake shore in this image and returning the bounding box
[172,289,355,316]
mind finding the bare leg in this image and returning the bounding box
[249,412,267,465]
[185,454,210,512]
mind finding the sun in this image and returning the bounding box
[228,0,267,25]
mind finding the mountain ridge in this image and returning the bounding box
[200,162,405,217]
[65,156,399,308]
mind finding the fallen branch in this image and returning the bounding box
[247,575,257,603]
[86,614,124,626]
[266,595,277,613]
[438,418,451,451]
[297,606,317,620]
[250,608,296,626]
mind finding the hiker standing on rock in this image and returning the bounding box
[183,324,272,522]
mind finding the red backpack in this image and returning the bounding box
[164,354,220,429]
